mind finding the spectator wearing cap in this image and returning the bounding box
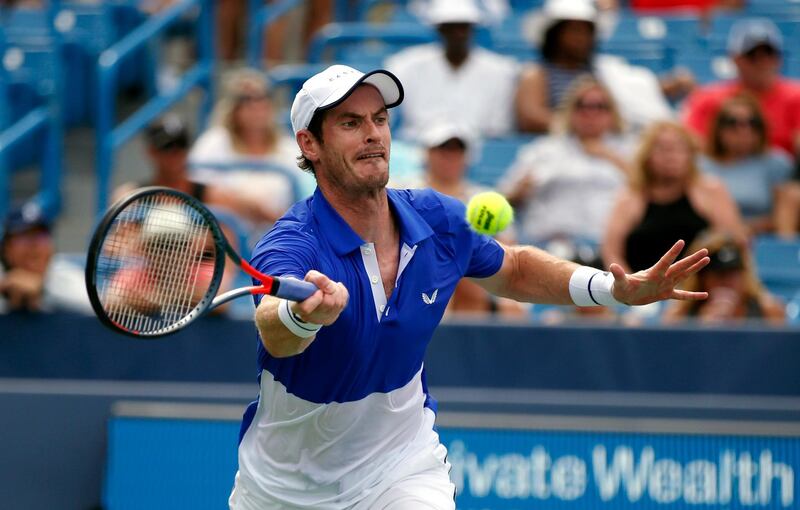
[663,230,784,324]
[384,0,520,139]
[189,68,317,211]
[500,76,635,246]
[682,18,800,158]
[114,115,284,225]
[393,120,484,201]
[516,0,678,134]
[0,203,91,314]
[393,119,526,317]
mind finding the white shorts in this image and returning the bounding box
[229,441,455,510]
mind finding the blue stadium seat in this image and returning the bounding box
[468,135,536,187]
[673,52,737,84]
[753,236,800,302]
[607,13,702,51]
[785,291,800,325]
[598,40,671,71]
[306,22,437,63]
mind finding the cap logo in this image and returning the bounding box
[328,69,357,82]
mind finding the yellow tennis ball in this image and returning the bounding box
[466,191,513,235]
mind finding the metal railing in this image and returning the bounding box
[0,1,64,226]
[95,0,214,215]
[246,0,301,70]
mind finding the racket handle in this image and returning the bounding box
[274,277,318,302]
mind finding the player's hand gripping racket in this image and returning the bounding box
[85,186,317,337]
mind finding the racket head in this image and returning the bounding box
[85,187,227,338]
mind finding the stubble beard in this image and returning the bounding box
[321,150,390,199]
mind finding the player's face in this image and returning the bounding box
[647,128,693,182]
[318,85,391,194]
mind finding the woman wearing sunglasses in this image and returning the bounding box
[500,76,634,247]
[700,95,793,235]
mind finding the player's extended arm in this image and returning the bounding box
[476,240,711,306]
[254,270,349,358]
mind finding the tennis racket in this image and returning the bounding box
[85,186,317,338]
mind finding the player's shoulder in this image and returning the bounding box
[254,198,319,251]
[390,188,466,234]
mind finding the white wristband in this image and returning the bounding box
[569,266,622,307]
[277,298,322,338]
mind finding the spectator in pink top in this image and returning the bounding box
[682,18,800,159]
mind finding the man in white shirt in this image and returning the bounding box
[385,0,520,140]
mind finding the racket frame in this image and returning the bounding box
[86,187,263,338]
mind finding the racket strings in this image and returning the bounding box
[95,193,218,334]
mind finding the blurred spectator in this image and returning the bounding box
[408,0,510,26]
[215,0,332,63]
[602,121,744,272]
[629,0,743,13]
[393,120,484,200]
[0,203,91,314]
[700,95,793,235]
[663,230,784,325]
[682,18,800,158]
[500,77,633,245]
[189,69,316,216]
[394,120,525,318]
[114,115,283,225]
[384,0,519,139]
[774,182,800,239]
[516,0,676,134]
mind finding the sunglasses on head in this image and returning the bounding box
[719,115,762,129]
[575,100,610,112]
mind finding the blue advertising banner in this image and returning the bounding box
[101,407,800,510]
[439,427,798,510]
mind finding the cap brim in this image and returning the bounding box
[318,69,404,114]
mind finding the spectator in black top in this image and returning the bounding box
[602,121,745,272]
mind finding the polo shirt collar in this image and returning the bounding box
[311,188,434,255]
[386,188,434,247]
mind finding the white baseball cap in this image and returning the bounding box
[727,18,783,56]
[290,64,404,135]
[426,0,482,25]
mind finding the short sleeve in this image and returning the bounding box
[249,224,318,303]
[435,192,505,279]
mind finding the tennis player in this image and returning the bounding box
[229,65,710,510]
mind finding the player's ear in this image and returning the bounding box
[296,130,321,163]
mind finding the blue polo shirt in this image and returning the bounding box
[235,187,504,507]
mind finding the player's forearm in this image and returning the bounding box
[481,245,579,305]
[254,295,316,358]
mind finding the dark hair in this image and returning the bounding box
[708,94,767,160]
[541,20,595,64]
[296,110,326,175]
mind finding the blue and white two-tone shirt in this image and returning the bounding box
[237,187,504,508]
